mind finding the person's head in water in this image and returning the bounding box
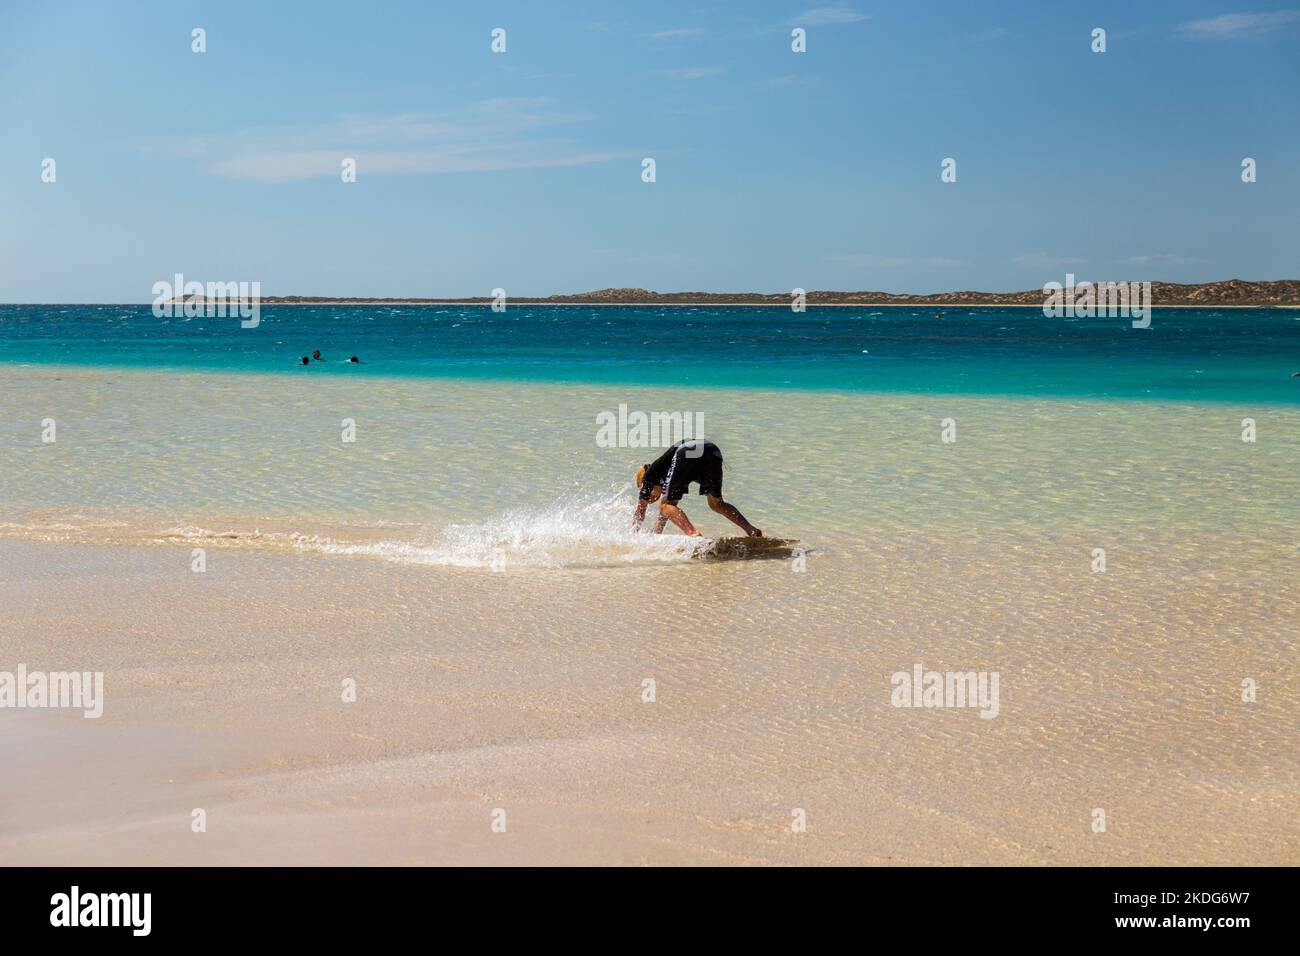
[301,356,310,365]
[312,349,323,361]
[348,356,359,363]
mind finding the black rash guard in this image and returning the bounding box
[638,440,724,503]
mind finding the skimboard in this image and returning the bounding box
[695,537,801,561]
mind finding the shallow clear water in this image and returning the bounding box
[2,368,1296,570]
[2,302,1296,570]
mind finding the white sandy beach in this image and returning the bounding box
[1,366,1297,865]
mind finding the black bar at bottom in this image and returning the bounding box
[0,866,1287,942]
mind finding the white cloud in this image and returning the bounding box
[1121,254,1208,266]
[1179,11,1300,37]
[831,254,967,269]
[658,66,725,79]
[142,101,622,183]
[1012,253,1087,269]
[789,8,869,26]
[208,148,624,183]
[645,28,703,39]
[767,74,816,87]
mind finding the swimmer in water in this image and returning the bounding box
[312,349,324,361]
[300,356,310,365]
[631,439,762,538]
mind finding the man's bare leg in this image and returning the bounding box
[707,495,762,537]
[658,501,700,536]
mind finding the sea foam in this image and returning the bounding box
[314,489,709,569]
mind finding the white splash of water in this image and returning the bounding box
[317,489,708,569]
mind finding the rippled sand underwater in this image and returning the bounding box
[0,366,1296,864]
[2,365,1296,548]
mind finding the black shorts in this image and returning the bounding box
[640,440,724,503]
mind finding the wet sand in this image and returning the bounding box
[1,528,1295,865]
[1,366,1296,864]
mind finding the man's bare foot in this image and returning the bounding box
[748,528,763,538]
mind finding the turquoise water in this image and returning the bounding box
[1,304,1297,403]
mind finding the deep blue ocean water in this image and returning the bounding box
[1,304,1297,403]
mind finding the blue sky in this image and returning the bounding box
[1,0,1297,300]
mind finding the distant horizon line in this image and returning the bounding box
[5,277,1299,308]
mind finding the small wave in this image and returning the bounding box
[318,490,709,569]
[156,526,276,543]
[145,491,801,569]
